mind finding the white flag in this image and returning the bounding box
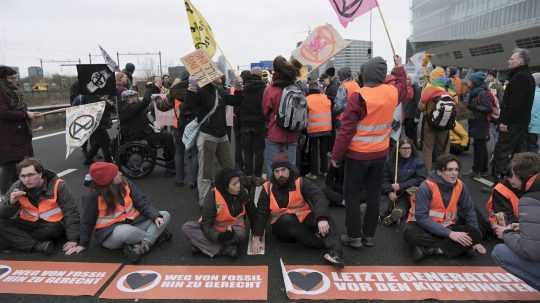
[390,103,402,141]
[98,45,119,72]
[65,101,106,159]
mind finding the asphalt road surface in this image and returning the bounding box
[0,131,513,303]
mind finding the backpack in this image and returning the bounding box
[276,83,308,132]
[427,94,456,130]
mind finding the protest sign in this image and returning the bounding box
[65,101,106,158]
[181,49,223,87]
[0,260,120,296]
[100,265,268,300]
[281,260,540,301]
[153,102,176,128]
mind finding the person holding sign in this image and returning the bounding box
[252,153,344,268]
[404,154,486,261]
[182,168,262,258]
[68,162,171,262]
[0,158,80,255]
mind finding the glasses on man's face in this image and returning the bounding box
[20,172,38,179]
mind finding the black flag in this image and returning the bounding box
[76,64,116,96]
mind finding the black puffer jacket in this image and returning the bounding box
[239,74,266,128]
[194,85,242,138]
[499,65,535,127]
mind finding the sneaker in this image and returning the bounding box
[154,229,173,247]
[323,252,345,269]
[221,245,239,258]
[340,234,363,249]
[412,246,425,262]
[123,241,151,264]
[305,173,317,180]
[33,241,55,255]
[191,245,201,255]
[362,237,375,247]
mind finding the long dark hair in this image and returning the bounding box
[92,180,127,214]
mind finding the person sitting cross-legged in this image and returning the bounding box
[404,154,486,261]
[251,153,344,268]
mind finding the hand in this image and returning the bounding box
[499,123,508,132]
[318,220,330,237]
[511,223,520,231]
[449,231,473,247]
[388,192,398,201]
[391,183,400,192]
[251,236,264,254]
[393,54,403,67]
[62,241,78,252]
[65,245,85,255]
[9,190,26,204]
[472,244,486,254]
[154,217,165,227]
[330,159,340,168]
[493,225,508,239]
[26,111,42,120]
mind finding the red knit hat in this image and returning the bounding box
[271,153,291,170]
[89,162,119,186]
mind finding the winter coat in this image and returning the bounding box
[262,84,300,144]
[382,154,426,195]
[503,175,540,262]
[325,77,340,101]
[118,88,153,141]
[528,87,540,134]
[467,85,493,139]
[499,65,536,127]
[0,170,80,241]
[79,180,161,247]
[404,83,421,120]
[413,173,479,237]
[0,81,33,164]
[239,74,266,129]
[193,85,241,138]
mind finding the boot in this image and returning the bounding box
[340,234,363,249]
[33,241,55,255]
[323,251,345,269]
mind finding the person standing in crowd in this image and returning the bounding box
[404,155,486,261]
[0,66,40,195]
[485,70,502,159]
[404,76,421,145]
[182,168,256,258]
[324,67,339,102]
[448,68,463,103]
[239,69,267,177]
[333,67,360,125]
[305,81,332,179]
[68,162,171,261]
[486,70,504,102]
[169,72,191,187]
[115,72,129,97]
[84,95,114,165]
[251,153,344,267]
[464,72,493,178]
[418,67,458,172]
[493,49,536,180]
[331,55,407,249]
[0,159,80,255]
[381,138,427,226]
[122,63,136,89]
[262,56,302,176]
[527,73,540,152]
[194,77,242,204]
[492,152,540,291]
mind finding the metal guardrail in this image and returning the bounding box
[29,103,70,112]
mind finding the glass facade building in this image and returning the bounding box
[332,40,373,72]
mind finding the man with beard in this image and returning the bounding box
[251,153,344,268]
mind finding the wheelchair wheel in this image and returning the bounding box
[116,142,156,179]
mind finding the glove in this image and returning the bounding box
[217,230,235,242]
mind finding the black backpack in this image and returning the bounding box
[276,83,308,132]
[427,94,456,130]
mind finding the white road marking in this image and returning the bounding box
[57,168,78,178]
[472,177,494,187]
[33,131,65,141]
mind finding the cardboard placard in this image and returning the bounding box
[181,49,223,88]
[100,265,268,300]
[280,261,540,301]
[0,260,121,296]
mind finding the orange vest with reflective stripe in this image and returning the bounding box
[207,188,246,232]
[172,99,182,128]
[348,84,398,154]
[18,179,64,223]
[265,178,312,224]
[486,183,519,225]
[307,93,332,134]
[95,183,140,229]
[407,179,463,227]
[336,80,361,121]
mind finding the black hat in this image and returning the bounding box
[0,66,17,79]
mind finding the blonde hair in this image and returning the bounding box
[115,72,127,84]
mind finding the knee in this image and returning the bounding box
[491,244,511,265]
[158,211,171,225]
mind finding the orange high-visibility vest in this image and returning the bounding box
[18,179,64,223]
[407,179,463,227]
[336,80,361,121]
[307,93,332,134]
[95,183,140,229]
[172,99,182,129]
[348,84,398,154]
[485,183,519,225]
[265,178,312,224]
[200,188,246,232]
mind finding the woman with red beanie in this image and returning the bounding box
[65,162,171,262]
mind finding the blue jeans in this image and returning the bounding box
[264,139,297,176]
[492,243,540,291]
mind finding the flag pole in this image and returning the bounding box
[376,1,396,57]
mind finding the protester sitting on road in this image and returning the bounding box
[381,138,426,226]
[404,154,486,261]
[0,66,40,195]
[0,158,80,255]
[182,168,260,258]
[492,152,540,291]
[251,153,345,268]
[483,177,522,240]
[68,162,171,262]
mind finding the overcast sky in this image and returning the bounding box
[0,0,411,78]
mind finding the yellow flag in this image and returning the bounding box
[184,0,217,58]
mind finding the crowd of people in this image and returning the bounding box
[1,46,540,289]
